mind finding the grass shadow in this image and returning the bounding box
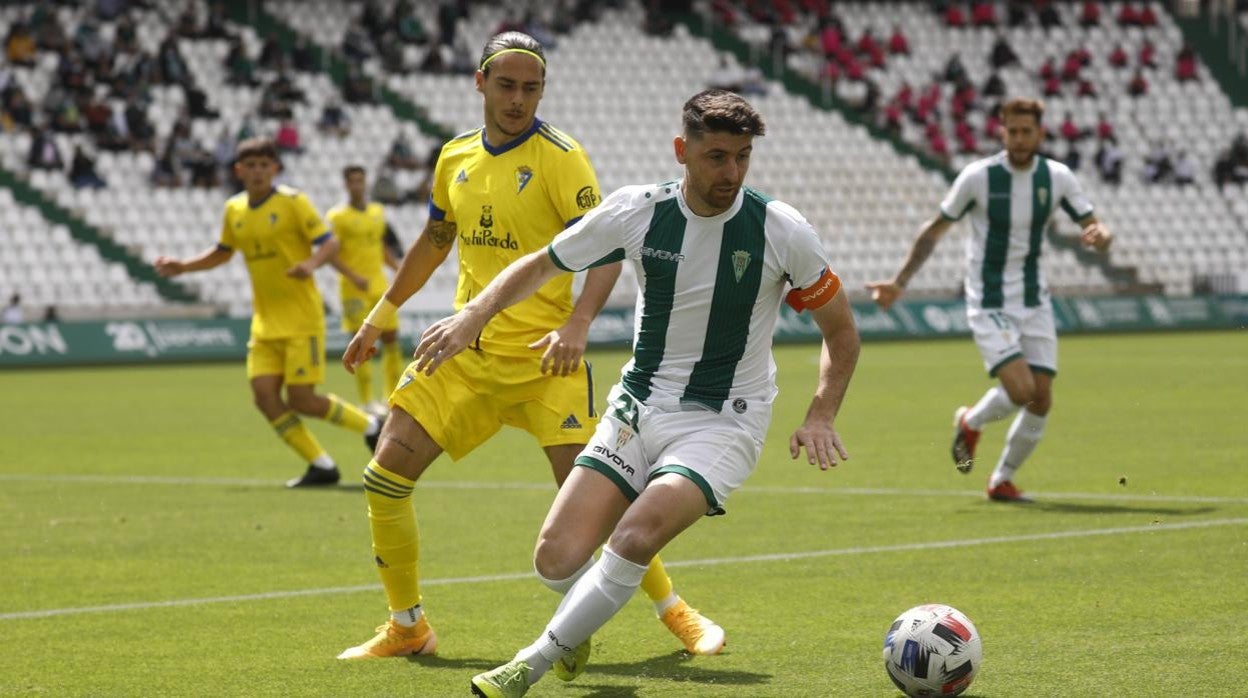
[579,649,772,688]
[400,654,500,671]
[1019,500,1217,516]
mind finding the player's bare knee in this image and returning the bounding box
[606,526,661,566]
[533,536,588,581]
[1003,383,1036,407]
[1027,393,1052,416]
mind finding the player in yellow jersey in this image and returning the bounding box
[327,165,404,414]
[155,137,382,488]
[337,32,725,665]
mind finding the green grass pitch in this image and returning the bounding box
[1,331,1245,696]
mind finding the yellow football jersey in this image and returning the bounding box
[218,185,329,339]
[327,201,389,299]
[429,119,601,357]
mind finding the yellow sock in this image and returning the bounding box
[640,555,675,602]
[364,460,421,611]
[269,411,328,463]
[323,393,371,434]
[381,342,404,398]
[354,358,375,405]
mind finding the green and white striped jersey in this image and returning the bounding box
[548,180,833,412]
[940,151,1094,310]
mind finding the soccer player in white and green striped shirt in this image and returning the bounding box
[868,97,1113,503]
[413,89,860,697]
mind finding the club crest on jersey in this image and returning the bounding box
[615,426,633,450]
[731,250,752,282]
[516,165,533,194]
[1037,188,1048,205]
[454,169,468,184]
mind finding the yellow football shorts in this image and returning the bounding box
[341,291,399,334]
[390,349,599,460]
[246,333,326,384]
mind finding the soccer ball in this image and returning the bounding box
[882,604,982,697]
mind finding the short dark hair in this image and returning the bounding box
[1000,97,1045,125]
[234,136,280,163]
[342,164,366,179]
[682,89,766,139]
[479,31,546,77]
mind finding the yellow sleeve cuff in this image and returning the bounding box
[364,298,399,328]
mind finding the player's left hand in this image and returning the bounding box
[1080,222,1113,251]
[411,311,485,375]
[789,420,849,471]
[286,261,315,278]
[530,319,589,376]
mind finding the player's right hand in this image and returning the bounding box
[153,256,184,277]
[864,280,902,311]
[342,323,382,374]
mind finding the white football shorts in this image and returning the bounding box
[966,303,1058,377]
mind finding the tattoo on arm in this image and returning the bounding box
[427,220,457,249]
[386,436,416,454]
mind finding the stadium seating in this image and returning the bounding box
[2,0,1245,319]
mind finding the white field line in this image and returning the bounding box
[2,517,1246,622]
[1,473,1246,505]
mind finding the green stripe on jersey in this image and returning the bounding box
[622,198,686,401]
[1024,159,1051,307]
[681,190,767,411]
[981,164,1011,308]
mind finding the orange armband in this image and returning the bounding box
[785,268,842,312]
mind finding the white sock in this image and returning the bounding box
[965,386,1018,430]
[536,555,595,596]
[989,409,1047,488]
[391,604,422,628]
[516,546,647,685]
[365,416,381,436]
[653,591,679,615]
[310,455,336,470]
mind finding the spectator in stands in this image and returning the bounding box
[982,71,1005,98]
[950,77,977,119]
[204,3,231,39]
[318,100,351,138]
[275,119,303,155]
[156,35,190,86]
[343,21,373,62]
[1060,112,1085,142]
[370,164,402,205]
[42,305,59,323]
[394,0,429,44]
[1039,56,1057,81]
[386,133,421,170]
[1063,141,1082,171]
[954,116,977,153]
[943,52,967,83]
[151,143,182,188]
[1138,3,1158,27]
[1038,0,1062,30]
[1117,2,1141,26]
[344,66,375,104]
[114,14,138,53]
[982,109,1001,140]
[970,0,997,27]
[1175,43,1198,82]
[437,0,463,44]
[1095,113,1114,140]
[1127,69,1149,97]
[1213,136,1248,189]
[258,37,287,72]
[420,41,450,73]
[882,99,903,136]
[927,123,951,163]
[213,126,236,186]
[1061,50,1085,82]
[1144,141,1173,183]
[989,33,1019,69]
[259,87,293,120]
[1138,39,1157,69]
[943,2,967,28]
[1109,43,1129,69]
[27,127,64,170]
[379,34,408,74]
[708,56,743,93]
[3,86,33,130]
[69,145,107,189]
[1005,0,1028,27]
[1080,1,1102,27]
[174,7,201,38]
[1076,78,1098,98]
[3,294,21,325]
[6,21,37,67]
[1043,74,1061,97]
[1172,151,1195,185]
[225,38,259,86]
[1096,137,1123,184]
[292,35,316,72]
[888,24,909,55]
